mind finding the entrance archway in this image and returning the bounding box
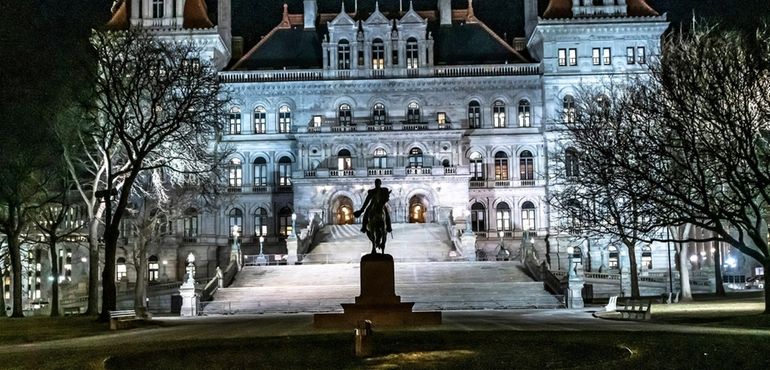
[332,196,355,225]
[408,195,428,223]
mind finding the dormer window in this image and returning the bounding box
[372,39,385,70]
[406,38,419,69]
[338,40,351,70]
[152,0,164,18]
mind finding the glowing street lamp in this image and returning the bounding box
[290,213,297,238]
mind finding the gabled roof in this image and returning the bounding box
[365,2,390,26]
[105,0,214,31]
[399,2,427,25]
[543,0,659,19]
[329,2,356,26]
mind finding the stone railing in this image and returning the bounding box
[469,179,545,188]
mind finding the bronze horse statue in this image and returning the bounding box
[365,206,388,254]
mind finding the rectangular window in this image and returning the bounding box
[437,112,447,128]
[603,48,612,65]
[568,48,577,66]
[229,111,241,135]
[637,47,646,64]
[558,48,567,66]
[392,49,399,66]
[152,0,164,18]
[592,48,601,65]
[183,217,198,237]
[626,47,635,64]
[279,164,292,186]
[312,115,322,128]
[358,50,364,67]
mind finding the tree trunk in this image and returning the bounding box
[677,242,693,301]
[99,224,118,322]
[713,242,725,296]
[133,239,148,318]
[49,243,60,317]
[84,219,100,316]
[626,243,640,298]
[0,267,7,317]
[763,259,770,315]
[8,237,24,317]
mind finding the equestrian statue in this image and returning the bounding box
[353,179,393,254]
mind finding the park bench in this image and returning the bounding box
[109,309,142,330]
[63,307,80,316]
[617,299,651,320]
[605,296,618,312]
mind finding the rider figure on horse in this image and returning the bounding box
[353,179,393,234]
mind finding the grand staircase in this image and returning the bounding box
[203,223,562,315]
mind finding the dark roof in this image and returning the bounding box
[434,23,524,65]
[543,0,659,19]
[234,27,324,70]
[107,0,214,31]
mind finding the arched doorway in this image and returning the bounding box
[408,195,428,223]
[331,196,355,225]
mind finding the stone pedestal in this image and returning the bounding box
[179,282,198,317]
[565,259,585,308]
[286,237,298,265]
[461,231,477,262]
[314,254,441,328]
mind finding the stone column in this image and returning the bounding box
[286,236,298,265]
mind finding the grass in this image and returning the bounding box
[0,316,110,345]
[650,299,770,327]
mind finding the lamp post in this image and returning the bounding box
[497,231,510,261]
[161,260,168,282]
[185,252,195,284]
[256,235,267,266]
[290,213,297,238]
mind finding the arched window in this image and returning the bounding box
[563,95,575,124]
[608,245,619,269]
[642,246,653,269]
[468,101,481,128]
[565,148,579,178]
[471,202,486,232]
[278,105,292,133]
[229,107,241,135]
[338,39,351,69]
[518,100,531,127]
[493,100,506,128]
[254,106,266,134]
[338,104,352,126]
[408,147,423,168]
[116,257,127,281]
[229,208,243,236]
[338,149,352,170]
[519,151,534,185]
[406,37,419,69]
[494,152,509,180]
[254,208,267,237]
[278,156,292,186]
[469,152,484,181]
[228,158,242,189]
[496,203,512,231]
[373,148,387,169]
[278,207,293,236]
[407,102,420,124]
[148,255,159,282]
[372,38,384,70]
[521,201,536,231]
[373,103,386,125]
[253,157,268,187]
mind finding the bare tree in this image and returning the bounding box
[87,28,228,321]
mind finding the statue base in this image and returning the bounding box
[314,253,442,328]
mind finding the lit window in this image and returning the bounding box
[609,246,619,269]
[278,105,292,133]
[253,106,266,134]
[372,39,385,70]
[496,203,512,231]
[437,112,447,128]
[518,100,531,127]
[229,208,243,236]
[603,48,612,65]
[278,157,292,186]
[592,48,601,65]
[148,255,159,282]
[569,48,577,66]
[563,95,575,124]
[228,158,242,188]
[521,202,536,231]
[253,157,268,186]
[254,208,268,237]
[116,257,127,281]
[278,207,293,236]
[469,152,484,181]
[312,115,322,128]
[493,100,506,128]
[642,246,653,269]
[494,152,509,180]
[519,151,534,184]
[338,40,350,69]
[228,107,241,135]
[373,148,387,169]
[558,48,567,66]
[468,101,481,128]
[406,38,419,69]
[337,149,353,171]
